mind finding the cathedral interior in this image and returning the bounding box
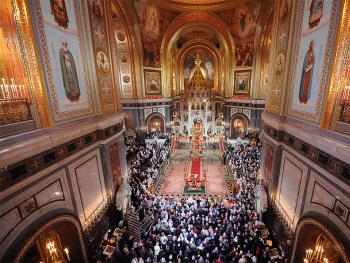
[0,0,350,262]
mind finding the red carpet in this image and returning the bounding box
[219,137,225,151]
[171,136,176,150]
[191,157,201,181]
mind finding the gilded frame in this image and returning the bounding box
[144,69,162,95]
[234,70,251,95]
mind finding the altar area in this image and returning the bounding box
[160,146,228,196]
[170,54,226,146]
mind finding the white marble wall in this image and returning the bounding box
[276,151,308,226]
[275,147,350,237]
[68,149,107,229]
[0,168,74,256]
[303,170,350,238]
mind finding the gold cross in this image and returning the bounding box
[31,159,41,169]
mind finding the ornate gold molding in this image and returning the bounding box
[321,0,350,129]
[11,0,52,127]
[14,215,88,263]
[177,42,221,95]
[152,0,250,12]
[161,12,235,98]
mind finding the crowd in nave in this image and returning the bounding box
[94,137,284,263]
[128,133,171,215]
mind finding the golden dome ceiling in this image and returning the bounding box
[151,0,253,11]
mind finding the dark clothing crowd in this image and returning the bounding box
[96,139,285,263]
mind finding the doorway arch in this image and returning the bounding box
[146,114,165,133]
[230,114,249,138]
[291,217,350,263]
[9,215,88,263]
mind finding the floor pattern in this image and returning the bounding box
[161,150,228,195]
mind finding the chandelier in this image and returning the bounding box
[303,234,329,263]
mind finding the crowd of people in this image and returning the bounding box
[96,135,285,263]
[128,132,171,216]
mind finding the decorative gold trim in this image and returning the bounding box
[161,12,235,98]
[109,0,137,100]
[321,0,350,129]
[14,215,88,263]
[12,0,52,127]
[152,0,249,12]
[291,217,350,263]
[254,4,274,100]
[266,0,293,115]
[178,43,221,94]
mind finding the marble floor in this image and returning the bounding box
[161,150,228,195]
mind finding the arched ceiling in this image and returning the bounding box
[151,0,254,12]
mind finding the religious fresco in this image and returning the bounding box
[144,70,162,95]
[288,0,340,120]
[33,0,94,121]
[234,70,251,95]
[275,53,286,76]
[183,49,215,89]
[218,3,259,67]
[133,0,178,68]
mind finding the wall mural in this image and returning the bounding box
[218,3,259,67]
[234,70,251,95]
[183,49,215,90]
[144,70,162,95]
[288,0,340,120]
[33,0,93,121]
[133,0,178,68]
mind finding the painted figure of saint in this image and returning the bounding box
[299,41,315,104]
[50,0,69,29]
[240,12,247,32]
[142,6,160,67]
[309,0,323,29]
[149,78,159,92]
[238,79,247,90]
[97,51,109,73]
[59,39,81,102]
